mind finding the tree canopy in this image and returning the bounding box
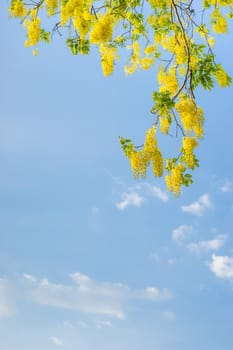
[8,0,233,195]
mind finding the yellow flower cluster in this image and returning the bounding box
[140,57,155,70]
[214,67,231,87]
[161,33,187,64]
[148,0,171,9]
[73,10,92,39]
[128,126,163,178]
[125,41,156,74]
[90,14,114,45]
[60,0,78,25]
[45,0,58,16]
[152,149,163,177]
[60,0,93,39]
[144,44,156,56]
[24,17,41,47]
[175,95,204,137]
[165,163,185,196]
[144,126,158,154]
[9,0,27,18]
[100,45,119,77]
[130,150,148,178]
[160,115,171,134]
[143,126,163,177]
[182,137,198,169]
[158,67,178,95]
[211,9,228,34]
[205,0,233,6]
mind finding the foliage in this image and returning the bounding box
[8,0,233,195]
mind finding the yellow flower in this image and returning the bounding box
[182,137,198,169]
[90,14,114,45]
[211,9,228,34]
[24,17,41,47]
[129,150,148,178]
[140,57,154,70]
[152,149,163,177]
[144,126,157,155]
[124,63,137,75]
[175,95,204,137]
[132,41,140,55]
[165,163,185,196]
[9,0,27,18]
[144,44,156,56]
[73,10,92,39]
[124,41,141,74]
[207,36,215,46]
[100,44,119,77]
[214,67,231,87]
[158,66,178,94]
[160,116,170,134]
[45,0,58,16]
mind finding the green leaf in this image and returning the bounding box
[40,29,50,44]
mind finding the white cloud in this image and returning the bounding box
[188,235,227,254]
[139,287,173,301]
[51,337,64,347]
[172,225,193,243]
[23,273,37,283]
[24,272,173,319]
[145,184,169,202]
[220,180,232,193]
[116,191,145,210]
[208,254,233,280]
[116,183,169,210]
[181,194,212,216]
[0,279,16,318]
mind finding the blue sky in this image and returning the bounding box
[1,2,233,350]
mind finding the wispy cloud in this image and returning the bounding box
[24,272,173,319]
[116,183,168,210]
[145,184,169,202]
[181,194,212,216]
[172,225,193,244]
[208,254,233,280]
[51,337,64,347]
[23,273,37,283]
[220,180,233,193]
[0,278,16,318]
[188,235,227,254]
[116,190,145,210]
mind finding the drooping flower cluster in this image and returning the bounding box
[100,44,119,77]
[165,164,186,196]
[90,14,114,45]
[24,17,41,47]
[9,0,27,17]
[126,126,163,179]
[182,137,198,169]
[175,95,204,138]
